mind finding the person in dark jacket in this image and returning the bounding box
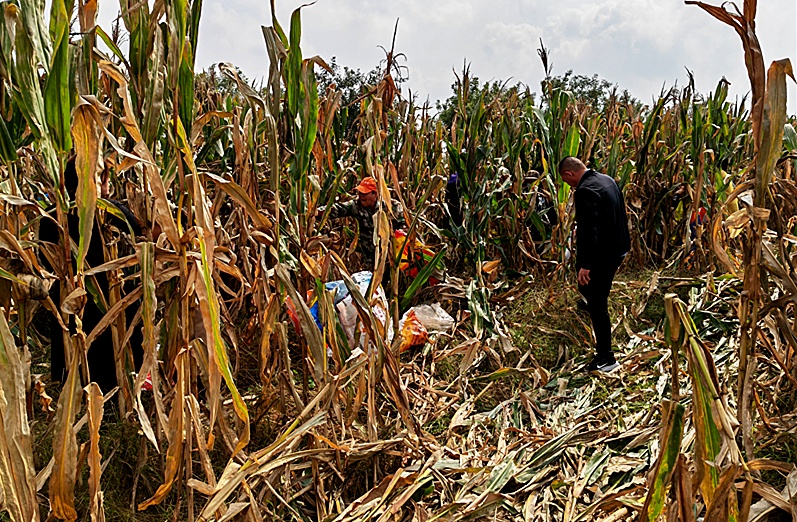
[559,157,630,373]
[445,172,463,229]
[39,158,144,393]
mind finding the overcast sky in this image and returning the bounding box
[99,0,796,113]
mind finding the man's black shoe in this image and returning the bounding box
[586,354,619,373]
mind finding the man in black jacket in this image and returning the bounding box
[39,158,144,393]
[559,157,630,373]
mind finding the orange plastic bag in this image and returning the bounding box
[398,310,429,352]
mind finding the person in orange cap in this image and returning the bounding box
[323,176,402,266]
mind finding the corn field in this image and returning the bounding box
[0,0,795,520]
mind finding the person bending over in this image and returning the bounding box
[559,157,630,373]
[323,176,403,269]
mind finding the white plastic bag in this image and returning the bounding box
[403,303,454,334]
[334,271,393,350]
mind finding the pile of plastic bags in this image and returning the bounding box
[286,271,455,354]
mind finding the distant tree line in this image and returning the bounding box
[195,62,642,127]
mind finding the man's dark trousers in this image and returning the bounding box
[578,258,623,360]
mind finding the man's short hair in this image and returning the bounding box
[558,156,583,174]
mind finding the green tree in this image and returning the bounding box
[543,69,639,111]
[436,67,533,127]
[316,57,381,107]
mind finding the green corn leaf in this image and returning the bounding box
[188,0,203,58]
[43,0,75,153]
[268,0,288,45]
[299,59,319,171]
[2,2,60,185]
[20,0,53,65]
[638,96,666,174]
[178,43,196,132]
[557,179,571,206]
[0,266,24,284]
[401,247,447,311]
[96,198,137,237]
[173,0,188,54]
[0,115,18,164]
[124,1,151,93]
[472,367,538,383]
[563,122,580,158]
[286,7,303,118]
[784,123,797,152]
[641,402,685,521]
[582,449,611,487]
[528,212,546,240]
[95,26,130,71]
[167,0,187,96]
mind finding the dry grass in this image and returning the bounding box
[23,267,788,521]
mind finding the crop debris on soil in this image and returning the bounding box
[0,1,796,521]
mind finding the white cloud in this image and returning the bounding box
[95,0,796,112]
[405,0,475,26]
